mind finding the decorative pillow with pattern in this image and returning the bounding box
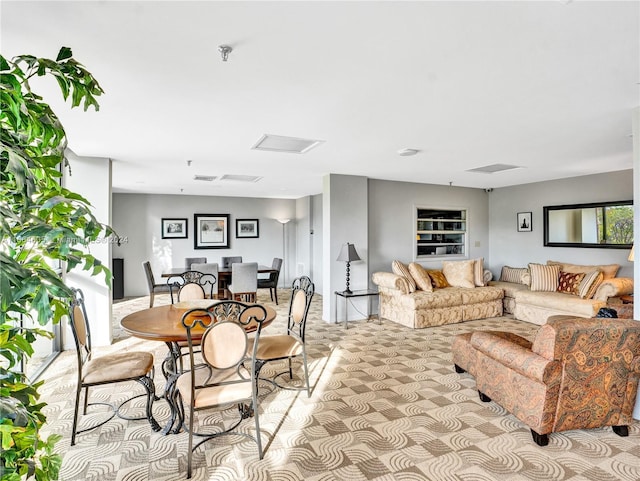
[408,262,433,292]
[442,260,475,288]
[577,270,604,299]
[392,260,416,293]
[427,270,450,289]
[472,257,485,287]
[547,260,620,280]
[499,266,528,284]
[557,271,585,296]
[529,263,561,292]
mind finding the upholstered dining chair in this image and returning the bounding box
[227,262,258,302]
[252,276,315,396]
[221,256,242,269]
[184,257,207,269]
[167,271,216,303]
[190,263,219,298]
[68,288,159,445]
[142,260,171,307]
[176,302,268,478]
[257,257,282,304]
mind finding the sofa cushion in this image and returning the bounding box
[408,262,433,292]
[460,286,503,304]
[529,263,560,292]
[547,260,620,280]
[516,290,600,317]
[442,260,475,288]
[557,271,585,296]
[576,270,603,299]
[488,280,529,299]
[427,270,450,288]
[472,258,485,287]
[499,266,529,285]
[392,260,416,293]
[399,288,463,310]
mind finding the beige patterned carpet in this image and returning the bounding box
[39,290,640,480]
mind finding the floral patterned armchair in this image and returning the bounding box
[453,316,640,445]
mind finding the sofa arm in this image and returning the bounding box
[372,272,410,295]
[592,277,634,302]
[471,331,561,384]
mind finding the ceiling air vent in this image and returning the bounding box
[219,174,263,183]
[466,164,521,174]
[252,134,324,154]
[193,175,216,181]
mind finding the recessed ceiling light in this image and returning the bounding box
[397,148,420,156]
[467,164,521,174]
[219,174,262,183]
[193,175,216,181]
[252,134,324,154]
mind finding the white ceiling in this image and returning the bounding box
[2,1,639,199]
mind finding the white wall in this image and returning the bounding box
[488,170,633,279]
[113,193,296,297]
[323,174,369,322]
[368,179,491,274]
[63,151,113,347]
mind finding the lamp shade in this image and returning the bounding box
[337,243,361,262]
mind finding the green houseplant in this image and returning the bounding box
[1,47,111,480]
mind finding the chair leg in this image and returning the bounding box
[612,425,629,437]
[478,391,491,402]
[531,430,549,446]
[273,287,278,305]
[149,291,155,308]
[269,288,274,302]
[252,391,263,459]
[187,402,194,478]
[301,350,311,397]
[71,384,82,446]
[83,386,90,414]
[454,364,465,373]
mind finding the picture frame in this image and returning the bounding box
[161,218,188,239]
[517,212,532,232]
[194,214,230,249]
[236,219,259,238]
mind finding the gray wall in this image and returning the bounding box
[368,179,491,275]
[113,193,296,296]
[488,170,633,279]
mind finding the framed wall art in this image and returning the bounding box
[161,218,188,239]
[517,212,532,232]
[194,214,230,249]
[236,219,259,238]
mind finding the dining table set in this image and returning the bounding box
[120,298,277,434]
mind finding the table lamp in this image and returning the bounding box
[337,243,361,294]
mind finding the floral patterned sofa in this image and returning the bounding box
[372,260,503,329]
[451,315,640,446]
[488,261,634,325]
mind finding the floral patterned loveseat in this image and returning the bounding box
[452,316,640,446]
[372,270,503,329]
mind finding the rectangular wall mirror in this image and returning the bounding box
[543,200,633,248]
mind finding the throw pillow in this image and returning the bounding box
[577,270,604,299]
[547,260,620,280]
[408,262,433,292]
[472,257,485,286]
[442,260,475,288]
[392,260,416,293]
[529,263,561,292]
[557,271,585,296]
[427,270,450,289]
[499,266,528,284]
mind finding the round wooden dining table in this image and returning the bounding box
[120,300,277,434]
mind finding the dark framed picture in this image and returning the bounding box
[161,218,188,239]
[194,214,230,249]
[517,212,532,232]
[236,219,259,238]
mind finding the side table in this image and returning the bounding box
[334,289,379,329]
